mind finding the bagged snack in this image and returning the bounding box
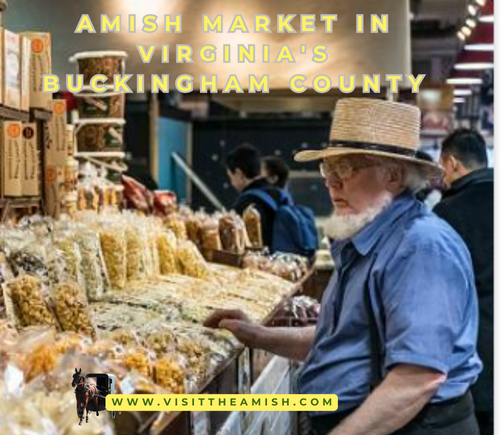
[99,224,127,289]
[53,234,85,289]
[185,214,204,246]
[154,357,186,394]
[121,347,152,377]
[157,230,179,275]
[176,241,210,280]
[5,275,58,328]
[143,324,177,356]
[52,282,95,337]
[165,214,187,241]
[243,206,263,248]
[101,328,143,348]
[200,218,222,251]
[75,229,107,301]
[125,224,148,282]
[219,213,246,253]
[0,250,14,319]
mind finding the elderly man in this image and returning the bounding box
[206,99,482,435]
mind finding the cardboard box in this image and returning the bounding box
[44,99,67,166]
[20,36,31,111]
[22,123,40,196]
[2,121,23,197]
[4,30,21,110]
[21,32,52,110]
[44,165,63,218]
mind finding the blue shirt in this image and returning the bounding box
[298,192,482,414]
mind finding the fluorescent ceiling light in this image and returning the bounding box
[457,31,466,40]
[453,89,473,96]
[475,0,487,5]
[469,5,479,15]
[465,43,494,51]
[462,26,473,36]
[455,62,494,70]
[454,97,466,103]
[447,77,482,85]
[466,19,477,28]
[479,15,494,23]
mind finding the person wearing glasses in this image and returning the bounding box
[206,98,481,435]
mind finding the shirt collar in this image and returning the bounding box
[330,191,417,262]
[352,191,417,256]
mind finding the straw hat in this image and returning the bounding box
[295,98,442,177]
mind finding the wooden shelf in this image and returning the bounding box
[0,106,29,122]
[30,108,53,122]
[0,197,42,208]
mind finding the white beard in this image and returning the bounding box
[325,192,394,241]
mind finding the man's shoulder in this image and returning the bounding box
[390,205,470,262]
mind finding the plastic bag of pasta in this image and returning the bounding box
[165,213,188,241]
[243,205,263,248]
[146,218,163,278]
[200,217,222,251]
[99,223,127,289]
[176,241,211,280]
[51,282,96,338]
[219,212,247,253]
[125,221,149,282]
[74,228,108,301]
[4,275,59,329]
[157,230,179,275]
[153,357,187,394]
[52,232,85,290]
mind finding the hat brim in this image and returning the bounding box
[295,147,443,179]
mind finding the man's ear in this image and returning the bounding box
[386,165,406,193]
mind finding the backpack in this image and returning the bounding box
[241,188,319,258]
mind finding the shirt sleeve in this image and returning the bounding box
[381,243,473,375]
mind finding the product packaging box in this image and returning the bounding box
[2,121,23,197]
[20,36,31,111]
[44,99,67,166]
[4,30,21,110]
[22,123,40,196]
[21,32,52,110]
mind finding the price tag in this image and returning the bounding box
[191,410,210,435]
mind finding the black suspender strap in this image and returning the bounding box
[363,255,384,390]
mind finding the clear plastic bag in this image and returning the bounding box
[200,217,222,251]
[243,205,263,248]
[157,230,179,275]
[4,275,59,329]
[74,228,107,301]
[176,241,211,280]
[219,213,247,253]
[99,224,127,289]
[51,281,96,337]
[165,214,188,241]
[125,224,149,282]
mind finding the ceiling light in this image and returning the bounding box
[455,62,494,70]
[466,19,477,28]
[462,26,473,36]
[465,43,494,51]
[454,97,466,103]
[457,31,466,40]
[475,0,487,5]
[447,77,482,85]
[453,89,473,96]
[479,15,494,23]
[468,5,479,15]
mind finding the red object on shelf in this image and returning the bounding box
[58,90,77,112]
[482,0,494,17]
[455,50,494,64]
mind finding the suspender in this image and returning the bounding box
[363,255,384,390]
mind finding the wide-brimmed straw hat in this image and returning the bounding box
[295,98,442,178]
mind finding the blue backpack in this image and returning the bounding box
[241,188,318,258]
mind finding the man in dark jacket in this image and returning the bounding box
[434,129,493,435]
[226,143,281,248]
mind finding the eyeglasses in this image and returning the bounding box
[320,157,380,185]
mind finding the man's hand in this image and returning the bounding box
[204,309,263,348]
